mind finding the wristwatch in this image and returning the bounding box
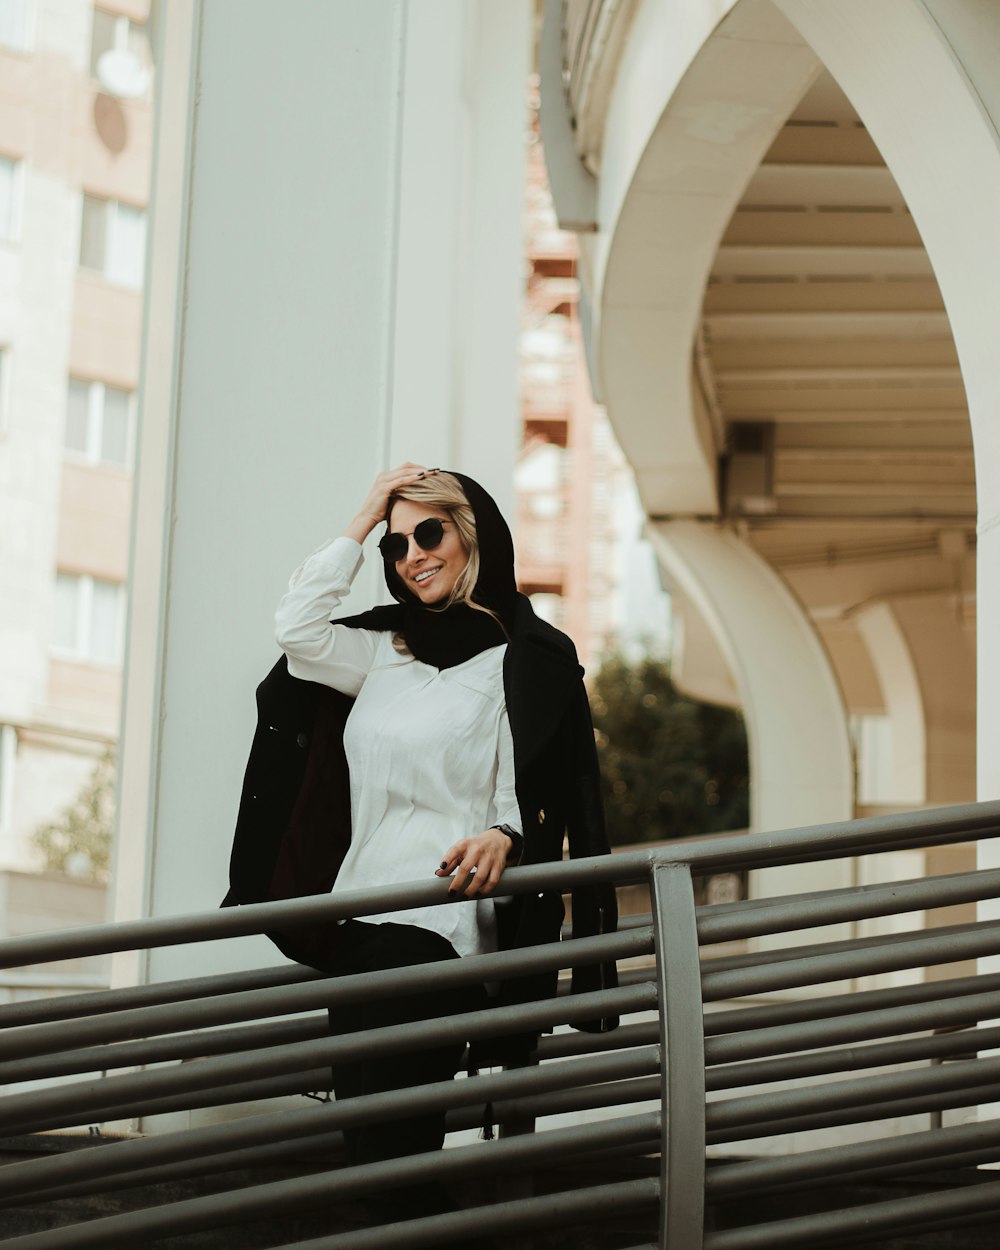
[491,823,523,864]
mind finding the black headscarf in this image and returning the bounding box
[337,471,518,670]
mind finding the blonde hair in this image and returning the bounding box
[387,473,507,651]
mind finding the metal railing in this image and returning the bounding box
[1,801,1000,1248]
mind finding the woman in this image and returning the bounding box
[225,464,617,1229]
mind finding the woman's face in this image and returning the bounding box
[388,499,468,605]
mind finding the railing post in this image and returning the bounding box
[650,861,706,1249]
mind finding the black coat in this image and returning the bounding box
[223,593,619,1048]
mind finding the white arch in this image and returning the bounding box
[769,1,1000,803]
[649,521,854,949]
[586,0,822,515]
[648,520,854,835]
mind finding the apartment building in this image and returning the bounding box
[517,92,669,671]
[0,0,151,877]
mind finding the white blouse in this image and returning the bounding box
[274,536,521,958]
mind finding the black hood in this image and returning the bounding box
[380,471,517,626]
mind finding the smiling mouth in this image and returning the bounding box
[414,566,443,585]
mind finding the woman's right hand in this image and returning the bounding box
[343,463,437,545]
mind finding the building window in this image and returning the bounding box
[0,154,21,241]
[79,194,146,289]
[65,377,132,466]
[52,573,126,664]
[0,0,31,52]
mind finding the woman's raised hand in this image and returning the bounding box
[343,463,438,544]
[436,827,513,898]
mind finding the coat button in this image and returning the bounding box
[537,808,545,825]
[296,732,309,749]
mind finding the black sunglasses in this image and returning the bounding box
[378,517,451,563]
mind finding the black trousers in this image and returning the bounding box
[329,919,488,1229]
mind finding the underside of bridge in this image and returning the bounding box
[546,0,981,823]
[706,68,973,587]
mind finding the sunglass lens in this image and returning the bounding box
[378,533,406,561]
[413,519,445,551]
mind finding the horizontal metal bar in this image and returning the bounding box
[703,915,981,978]
[702,920,1000,1000]
[0,860,642,970]
[0,1103,349,1203]
[706,1117,1000,1198]
[0,963,318,1029]
[284,1178,661,1250]
[706,1022,1000,1089]
[706,1051,1000,1134]
[697,866,1000,944]
[0,1175,662,1250]
[492,1074,662,1123]
[607,965,654,990]
[616,913,654,930]
[0,1114,661,1247]
[704,1176,1000,1250]
[536,1019,660,1060]
[0,1000,657,1137]
[91,1064,663,1144]
[0,926,650,1064]
[706,985,1000,1067]
[706,1077,1000,1145]
[666,800,1000,874]
[80,1055,665,1145]
[0,800,996,971]
[0,1015,330,1085]
[704,968,1000,1037]
[96,1070,336,1123]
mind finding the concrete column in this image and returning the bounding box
[388,0,531,512]
[113,0,532,995]
[854,603,927,807]
[892,596,976,805]
[648,521,854,941]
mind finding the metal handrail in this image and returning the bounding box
[0,799,999,1248]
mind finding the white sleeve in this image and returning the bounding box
[492,705,522,835]
[274,536,381,696]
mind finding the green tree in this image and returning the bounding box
[33,747,116,883]
[590,653,749,846]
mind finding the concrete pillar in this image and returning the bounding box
[113,0,532,994]
[648,520,854,945]
[854,603,927,807]
[892,596,977,805]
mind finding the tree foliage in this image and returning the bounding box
[32,747,115,883]
[590,653,749,846]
